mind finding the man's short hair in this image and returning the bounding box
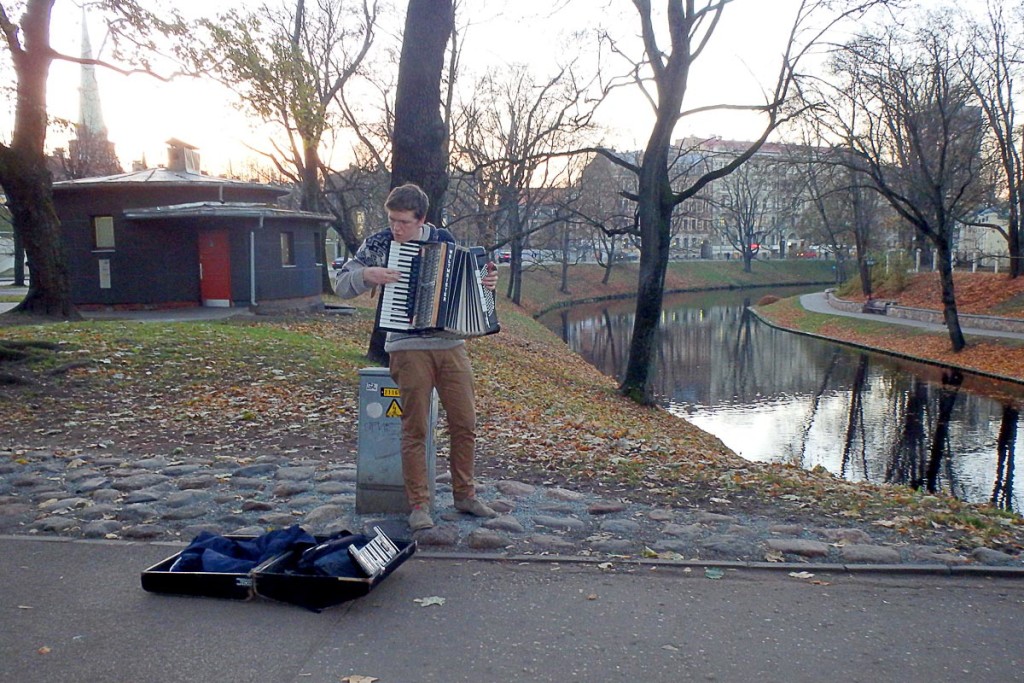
[384,183,429,219]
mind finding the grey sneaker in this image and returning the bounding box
[408,506,434,530]
[454,497,499,518]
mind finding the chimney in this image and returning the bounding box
[166,138,200,174]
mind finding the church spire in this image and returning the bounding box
[63,6,122,179]
[78,6,107,137]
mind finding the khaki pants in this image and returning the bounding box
[389,346,477,509]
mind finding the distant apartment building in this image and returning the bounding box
[575,137,833,261]
[956,208,1012,271]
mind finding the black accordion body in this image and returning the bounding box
[376,240,500,338]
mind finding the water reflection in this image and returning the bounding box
[539,287,1024,509]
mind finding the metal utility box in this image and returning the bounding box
[356,367,436,513]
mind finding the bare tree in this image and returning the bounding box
[596,0,883,402]
[709,157,774,272]
[190,0,379,297]
[962,1,1023,278]
[814,15,989,351]
[575,152,638,284]
[0,0,184,318]
[51,135,123,180]
[792,137,888,291]
[449,63,598,305]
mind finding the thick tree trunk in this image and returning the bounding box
[620,152,672,403]
[390,0,453,226]
[2,155,75,317]
[857,256,873,297]
[369,0,453,364]
[0,0,78,319]
[934,241,966,352]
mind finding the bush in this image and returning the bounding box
[835,252,914,298]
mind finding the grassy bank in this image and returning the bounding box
[514,259,836,315]
[754,273,1024,384]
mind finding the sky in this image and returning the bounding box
[33,0,841,176]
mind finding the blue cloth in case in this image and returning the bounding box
[169,525,317,574]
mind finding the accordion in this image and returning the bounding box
[376,240,500,338]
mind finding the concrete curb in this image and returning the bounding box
[5,534,1020,579]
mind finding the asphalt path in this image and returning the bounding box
[2,536,1023,683]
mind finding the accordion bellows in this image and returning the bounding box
[378,240,500,338]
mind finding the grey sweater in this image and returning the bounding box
[334,224,464,354]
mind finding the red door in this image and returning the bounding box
[198,229,232,307]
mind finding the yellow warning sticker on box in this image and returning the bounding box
[385,399,403,418]
[381,388,400,397]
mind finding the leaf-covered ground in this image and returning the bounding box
[2,265,1023,554]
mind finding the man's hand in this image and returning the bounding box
[482,262,498,291]
[363,266,402,286]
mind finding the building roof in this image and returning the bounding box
[53,167,288,195]
[123,201,333,222]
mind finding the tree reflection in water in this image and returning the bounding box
[540,287,1024,509]
[993,405,1019,509]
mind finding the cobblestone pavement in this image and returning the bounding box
[2,443,1020,572]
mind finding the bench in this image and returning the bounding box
[861,299,892,315]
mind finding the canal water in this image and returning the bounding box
[539,286,1023,510]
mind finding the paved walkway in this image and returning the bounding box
[0,287,252,321]
[800,290,1024,341]
[3,285,1024,680]
[2,535,1023,683]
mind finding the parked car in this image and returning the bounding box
[498,251,511,263]
[331,257,347,270]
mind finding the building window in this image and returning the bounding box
[313,231,322,266]
[280,231,295,266]
[98,259,111,289]
[94,216,115,249]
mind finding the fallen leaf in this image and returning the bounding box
[340,677,379,683]
[704,567,725,579]
[597,562,613,570]
[789,571,815,580]
[764,549,785,563]
[413,596,445,607]
[37,646,51,655]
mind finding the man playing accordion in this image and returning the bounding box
[335,183,500,531]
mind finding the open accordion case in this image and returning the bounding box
[141,525,415,612]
